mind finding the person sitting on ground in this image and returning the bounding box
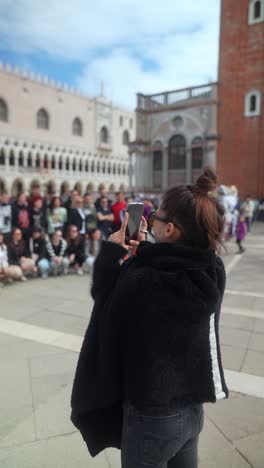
[0,192,12,244]
[0,232,18,284]
[8,228,37,281]
[29,227,49,278]
[46,196,67,236]
[65,225,86,275]
[96,196,114,240]
[45,229,69,276]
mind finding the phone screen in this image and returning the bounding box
[127,203,144,239]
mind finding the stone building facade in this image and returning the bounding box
[217,0,264,198]
[129,83,218,192]
[0,64,136,197]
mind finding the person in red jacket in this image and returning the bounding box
[111,192,126,232]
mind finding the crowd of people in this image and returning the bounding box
[0,183,156,285]
[0,181,262,286]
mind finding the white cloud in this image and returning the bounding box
[0,0,221,107]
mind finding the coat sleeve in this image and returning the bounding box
[91,241,128,301]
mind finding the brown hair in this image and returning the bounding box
[160,167,225,253]
[66,224,80,245]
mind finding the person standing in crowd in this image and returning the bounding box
[241,195,255,232]
[83,193,101,256]
[68,196,86,240]
[12,193,31,250]
[95,187,112,210]
[45,229,69,276]
[8,228,37,281]
[111,192,126,232]
[29,227,49,278]
[0,192,12,244]
[30,197,46,234]
[47,196,67,236]
[96,196,114,240]
[28,183,44,209]
[71,167,228,468]
[66,225,86,275]
[236,213,247,254]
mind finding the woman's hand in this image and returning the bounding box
[129,216,148,254]
[108,212,129,250]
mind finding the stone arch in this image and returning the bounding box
[36,153,41,169]
[118,163,121,175]
[0,98,8,122]
[123,164,127,175]
[60,181,70,195]
[78,159,83,172]
[97,161,100,173]
[45,180,56,195]
[98,183,105,192]
[72,158,77,171]
[9,149,15,167]
[27,152,33,168]
[18,150,24,167]
[37,108,49,130]
[43,154,49,169]
[11,178,25,197]
[85,160,89,172]
[113,163,116,175]
[30,179,41,192]
[72,117,83,136]
[0,148,6,166]
[119,183,125,192]
[58,156,63,170]
[123,130,130,145]
[74,181,83,195]
[168,134,187,186]
[65,157,70,171]
[109,183,115,192]
[87,182,94,192]
[91,160,95,173]
[108,162,111,174]
[51,155,56,170]
[0,178,6,193]
[100,126,109,143]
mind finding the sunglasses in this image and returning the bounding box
[149,211,185,235]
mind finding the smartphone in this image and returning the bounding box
[127,202,144,240]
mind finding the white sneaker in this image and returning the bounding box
[77,268,84,276]
[21,275,27,282]
[41,273,48,279]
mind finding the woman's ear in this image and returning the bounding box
[165,223,181,241]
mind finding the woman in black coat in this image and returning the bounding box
[71,167,229,468]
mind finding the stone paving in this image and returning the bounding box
[0,224,264,467]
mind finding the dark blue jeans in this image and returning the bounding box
[121,401,204,468]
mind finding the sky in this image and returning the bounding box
[0,0,221,109]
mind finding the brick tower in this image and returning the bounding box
[217,0,264,198]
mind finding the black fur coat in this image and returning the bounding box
[71,240,228,457]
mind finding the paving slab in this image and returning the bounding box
[205,396,264,441]
[248,332,264,352]
[255,319,264,333]
[221,344,247,372]
[22,309,88,336]
[242,349,264,377]
[220,313,255,332]
[235,432,264,468]
[220,327,251,348]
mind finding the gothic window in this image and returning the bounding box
[113,164,116,175]
[9,151,15,166]
[168,135,186,170]
[97,161,100,173]
[108,163,111,174]
[44,154,49,169]
[27,153,32,168]
[249,0,264,23]
[118,164,121,175]
[123,130,130,145]
[51,156,56,170]
[58,157,63,170]
[120,116,123,127]
[36,154,40,169]
[85,161,89,172]
[0,98,8,122]
[245,90,262,117]
[0,149,5,165]
[37,108,49,130]
[191,137,203,170]
[91,161,95,173]
[123,164,126,175]
[18,151,24,167]
[102,162,106,174]
[129,118,133,129]
[72,159,76,171]
[73,117,83,136]
[66,158,70,171]
[100,126,108,143]
[79,160,83,172]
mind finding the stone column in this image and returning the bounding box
[186,147,192,184]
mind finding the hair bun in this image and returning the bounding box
[195,166,217,195]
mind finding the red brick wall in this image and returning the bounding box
[217,0,264,198]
